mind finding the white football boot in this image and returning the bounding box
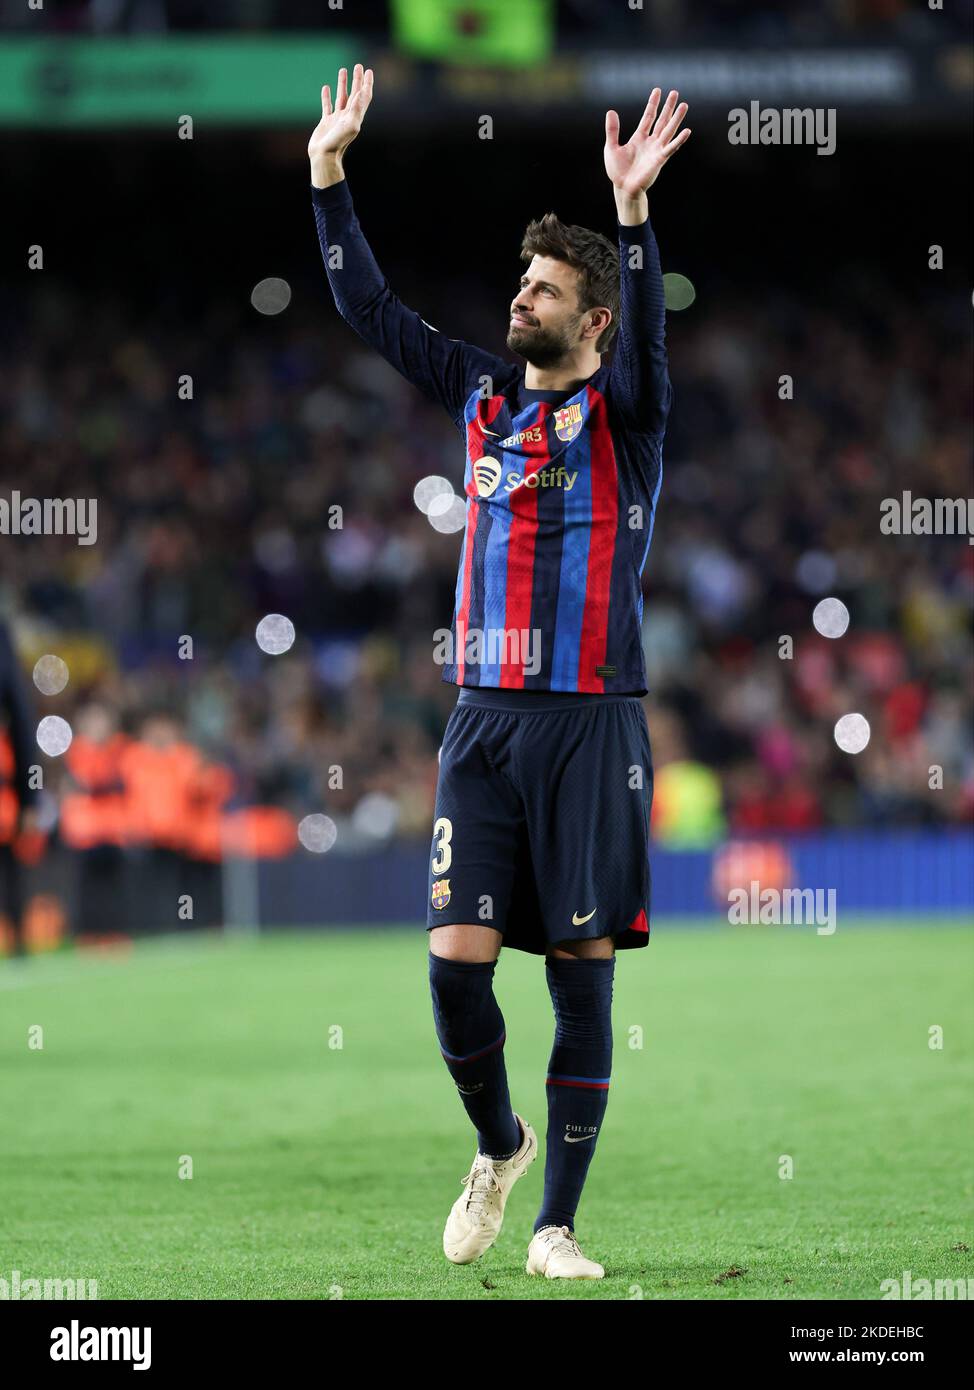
[526,1224,605,1279]
[443,1113,538,1264]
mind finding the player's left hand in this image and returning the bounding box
[604,89,690,197]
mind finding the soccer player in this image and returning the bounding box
[309,65,688,1279]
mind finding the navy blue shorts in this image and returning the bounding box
[426,687,654,956]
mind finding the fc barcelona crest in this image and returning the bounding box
[431,878,452,910]
[553,401,583,443]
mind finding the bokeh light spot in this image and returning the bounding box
[813,597,850,639]
[297,813,337,853]
[834,713,870,754]
[37,715,73,757]
[255,614,296,656]
[663,273,696,311]
[251,277,292,315]
[413,476,454,515]
[33,655,69,696]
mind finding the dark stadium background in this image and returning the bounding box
[0,0,971,937]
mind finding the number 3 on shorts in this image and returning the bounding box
[431,816,453,874]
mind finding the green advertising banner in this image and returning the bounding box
[0,38,361,127]
[391,0,553,67]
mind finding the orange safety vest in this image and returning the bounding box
[118,739,203,851]
[62,733,130,849]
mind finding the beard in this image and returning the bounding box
[506,317,578,368]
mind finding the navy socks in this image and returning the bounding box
[429,952,521,1160]
[534,956,615,1234]
[429,948,615,1226]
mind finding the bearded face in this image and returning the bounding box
[506,311,584,367]
[508,254,595,368]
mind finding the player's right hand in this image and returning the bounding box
[309,64,374,180]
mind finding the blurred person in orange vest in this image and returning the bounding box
[62,703,130,936]
[118,713,202,934]
[0,620,42,956]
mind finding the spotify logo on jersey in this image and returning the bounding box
[473,458,502,497]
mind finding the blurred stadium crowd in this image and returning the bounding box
[1,256,971,872]
[8,0,971,42]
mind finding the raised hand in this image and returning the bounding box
[309,63,374,184]
[604,89,690,199]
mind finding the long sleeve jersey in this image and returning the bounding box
[312,178,671,695]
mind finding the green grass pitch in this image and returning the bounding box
[1,919,971,1300]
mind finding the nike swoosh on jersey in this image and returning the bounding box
[571,908,597,925]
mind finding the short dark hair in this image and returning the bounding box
[520,213,620,353]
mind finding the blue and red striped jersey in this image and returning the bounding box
[312,178,671,695]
